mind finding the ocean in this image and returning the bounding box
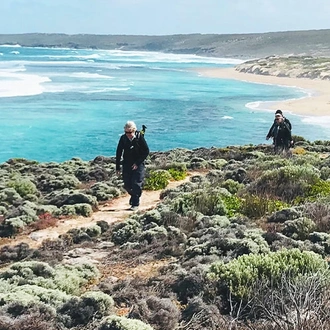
[0,45,329,163]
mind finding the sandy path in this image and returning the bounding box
[0,172,198,249]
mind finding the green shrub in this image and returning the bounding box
[57,291,114,327]
[99,315,154,330]
[249,165,320,202]
[222,195,241,217]
[85,225,102,238]
[89,183,121,201]
[144,170,171,190]
[282,217,316,240]
[7,178,37,198]
[167,163,187,181]
[239,194,289,219]
[0,188,22,205]
[170,189,227,216]
[74,203,93,217]
[308,179,330,198]
[139,225,168,244]
[220,179,243,194]
[0,261,99,296]
[208,248,329,299]
[112,219,142,245]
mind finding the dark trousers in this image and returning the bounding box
[274,137,290,154]
[122,163,145,206]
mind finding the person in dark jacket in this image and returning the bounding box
[272,114,293,153]
[116,121,149,211]
[266,109,292,141]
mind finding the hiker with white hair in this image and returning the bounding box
[116,121,149,211]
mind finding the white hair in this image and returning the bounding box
[124,121,137,131]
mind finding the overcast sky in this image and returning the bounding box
[0,0,329,36]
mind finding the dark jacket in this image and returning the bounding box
[266,117,292,139]
[273,121,292,147]
[116,131,149,171]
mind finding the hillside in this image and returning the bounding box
[1,29,330,59]
[235,55,330,80]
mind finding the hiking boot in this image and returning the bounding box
[129,206,139,211]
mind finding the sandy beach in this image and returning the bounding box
[199,67,330,117]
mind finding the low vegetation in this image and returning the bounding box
[1,137,330,329]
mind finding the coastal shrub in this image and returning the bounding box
[189,157,209,169]
[184,226,269,260]
[144,170,171,190]
[181,297,224,330]
[37,174,80,191]
[140,209,162,226]
[67,228,92,244]
[292,146,307,155]
[1,217,25,236]
[0,243,32,264]
[282,217,316,240]
[307,179,330,199]
[208,248,329,299]
[99,315,154,330]
[45,189,98,208]
[14,201,39,223]
[291,153,322,167]
[85,225,102,238]
[74,203,93,217]
[292,135,306,143]
[235,229,270,255]
[248,165,320,202]
[0,261,99,296]
[112,219,142,245]
[57,291,114,327]
[139,225,168,244]
[0,206,7,215]
[246,272,330,330]
[320,166,330,180]
[221,195,241,217]
[170,189,228,216]
[171,266,208,304]
[0,313,56,330]
[0,188,22,205]
[195,215,230,230]
[208,158,228,169]
[57,205,77,216]
[220,179,244,194]
[239,194,288,219]
[7,177,37,198]
[301,200,330,232]
[88,182,121,201]
[166,163,187,181]
[130,296,180,330]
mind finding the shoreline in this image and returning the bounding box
[198,67,330,117]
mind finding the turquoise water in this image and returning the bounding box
[0,46,329,163]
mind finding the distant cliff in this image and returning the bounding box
[235,55,330,80]
[1,29,330,59]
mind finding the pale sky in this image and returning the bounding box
[0,0,329,35]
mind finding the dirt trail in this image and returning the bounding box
[0,172,200,249]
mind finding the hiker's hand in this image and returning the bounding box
[116,170,121,176]
[132,164,138,170]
